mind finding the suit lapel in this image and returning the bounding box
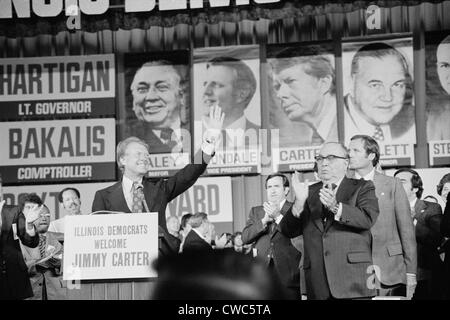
[108,182,131,213]
[414,199,426,220]
[143,178,159,212]
[309,182,325,232]
[271,201,292,238]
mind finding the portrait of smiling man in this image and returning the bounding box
[124,56,190,155]
[343,41,416,144]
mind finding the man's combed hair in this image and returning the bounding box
[394,168,424,199]
[189,212,208,228]
[206,56,257,108]
[58,187,81,203]
[437,173,450,196]
[350,135,380,167]
[116,136,149,172]
[271,45,336,94]
[20,193,43,212]
[265,173,290,189]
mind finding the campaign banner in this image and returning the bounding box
[192,45,262,175]
[425,31,450,166]
[266,41,338,172]
[428,140,450,166]
[0,54,115,120]
[0,119,116,183]
[272,146,321,172]
[2,182,115,221]
[342,35,416,167]
[120,51,191,178]
[166,176,233,235]
[63,213,158,280]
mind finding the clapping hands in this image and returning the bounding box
[291,172,309,217]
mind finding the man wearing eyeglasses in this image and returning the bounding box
[280,142,379,300]
[347,135,417,299]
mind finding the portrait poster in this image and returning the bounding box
[192,45,261,175]
[121,51,191,178]
[266,41,338,172]
[425,31,450,166]
[342,36,416,167]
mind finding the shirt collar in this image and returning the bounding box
[122,175,143,193]
[410,198,418,212]
[355,168,376,181]
[347,96,391,140]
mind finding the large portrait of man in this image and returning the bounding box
[193,45,261,175]
[425,31,450,142]
[266,42,337,172]
[342,38,416,145]
[121,51,191,176]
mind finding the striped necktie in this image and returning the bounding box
[373,125,384,141]
[38,234,46,258]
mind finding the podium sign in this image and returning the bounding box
[63,213,158,280]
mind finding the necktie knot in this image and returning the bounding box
[160,128,174,142]
[373,125,384,141]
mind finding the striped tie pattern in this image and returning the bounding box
[39,234,46,258]
[373,125,384,141]
[132,182,144,213]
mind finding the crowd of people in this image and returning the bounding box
[1,117,450,300]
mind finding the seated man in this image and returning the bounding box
[20,205,66,300]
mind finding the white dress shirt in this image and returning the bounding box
[122,175,143,212]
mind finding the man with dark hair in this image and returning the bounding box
[271,46,338,144]
[202,57,259,149]
[242,173,302,299]
[280,142,379,300]
[344,42,415,143]
[348,134,417,298]
[20,205,66,300]
[127,60,190,154]
[92,105,224,256]
[394,168,444,299]
[48,187,81,234]
[436,173,450,203]
[182,212,212,253]
[0,188,40,299]
[427,35,450,140]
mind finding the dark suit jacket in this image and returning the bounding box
[280,177,379,300]
[242,201,301,289]
[0,205,39,299]
[91,157,209,254]
[182,229,212,253]
[413,199,443,281]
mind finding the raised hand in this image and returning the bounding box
[319,183,337,211]
[263,201,280,220]
[291,172,309,217]
[23,204,41,228]
[204,104,225,143]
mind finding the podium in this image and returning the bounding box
[63,212,159,300]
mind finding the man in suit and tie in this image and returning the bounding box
[394,168,444,299]
[127,60,190,154]
[280,142,379,300]
[347,135,417,298]
[242,173,302,299]
[0,190,40,299]
[181,212,213,253]
[20,204,66,300]
[92,106,224,255]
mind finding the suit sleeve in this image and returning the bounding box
[92,190,106,212]
[163,153,209,202]
[442,193,450,237]
[241,207,268,244]
[416,203,443,248]
[17,211,39,248]
[279,202,306,238]
[338,180,379,230]
[393,178,417,275]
